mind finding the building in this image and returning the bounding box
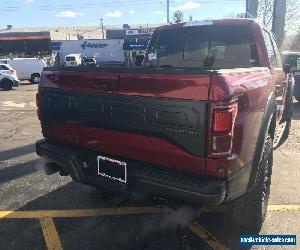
[106,25,158,65]
[0,23,162,61]
[0,26,77,57]
[106,27,154,50]
[51,39,125,65]
[0,31,51,57]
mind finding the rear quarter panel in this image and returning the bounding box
[209,68,273,175]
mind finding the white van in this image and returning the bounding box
[65,54,82,67]
[6,58,46,84]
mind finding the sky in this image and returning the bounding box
[0,0,246,27]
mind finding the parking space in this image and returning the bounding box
[0,84,300,250]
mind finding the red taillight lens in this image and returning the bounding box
[209,101,238,157]
[10,69,16,75]
[213,111,232,132]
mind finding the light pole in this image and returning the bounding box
[246,0,258,18]
[100,18,104,39]
[167,0,170,23]
[272,0,286,47]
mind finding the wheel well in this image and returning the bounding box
[268,112,277,140]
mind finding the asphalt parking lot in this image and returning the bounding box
[0,84,299,250]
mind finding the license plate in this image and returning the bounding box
[97,156,127,183]
[294,71,300,76]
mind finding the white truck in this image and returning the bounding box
[64,54,82,67]
[0,58,46,84]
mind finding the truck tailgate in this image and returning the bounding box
[39,68,211,175]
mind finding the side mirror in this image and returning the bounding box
[283,63,291,74]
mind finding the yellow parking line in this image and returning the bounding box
[267,205,300,212]
[0,206,171,219]
[39,217,63,250]
[0,204,299,220]
[29,101,36,107]
[188,222,229,250]
[0,204,299,219]
[203,204,300,213]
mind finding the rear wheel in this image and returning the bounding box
[30,73,40,84]
[1,79,13,91]
[228,136,273,229]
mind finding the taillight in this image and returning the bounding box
[208,100,238,157]
[213,111,232,132]
[10,69,16,75]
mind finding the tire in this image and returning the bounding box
[30,73,41,84]
[295,96,300,102]
[1,78,13,91]
[228,136,273,229]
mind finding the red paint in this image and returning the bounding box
[207,69,273,175]
[118,73,210,100]
[41,71,210,100]
[40,68,273,177]
[43,123,207,176]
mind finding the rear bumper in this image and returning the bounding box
[36,139,229,205]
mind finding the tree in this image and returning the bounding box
[189,15,193,21]
[258,0,300,32]
[257,0,273,29]
[285,0,300,32]
[172,10,184,23]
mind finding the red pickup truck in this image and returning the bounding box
[36,19,293,229]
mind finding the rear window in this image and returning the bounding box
[66,57,76,61]
[146,25,260,69]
